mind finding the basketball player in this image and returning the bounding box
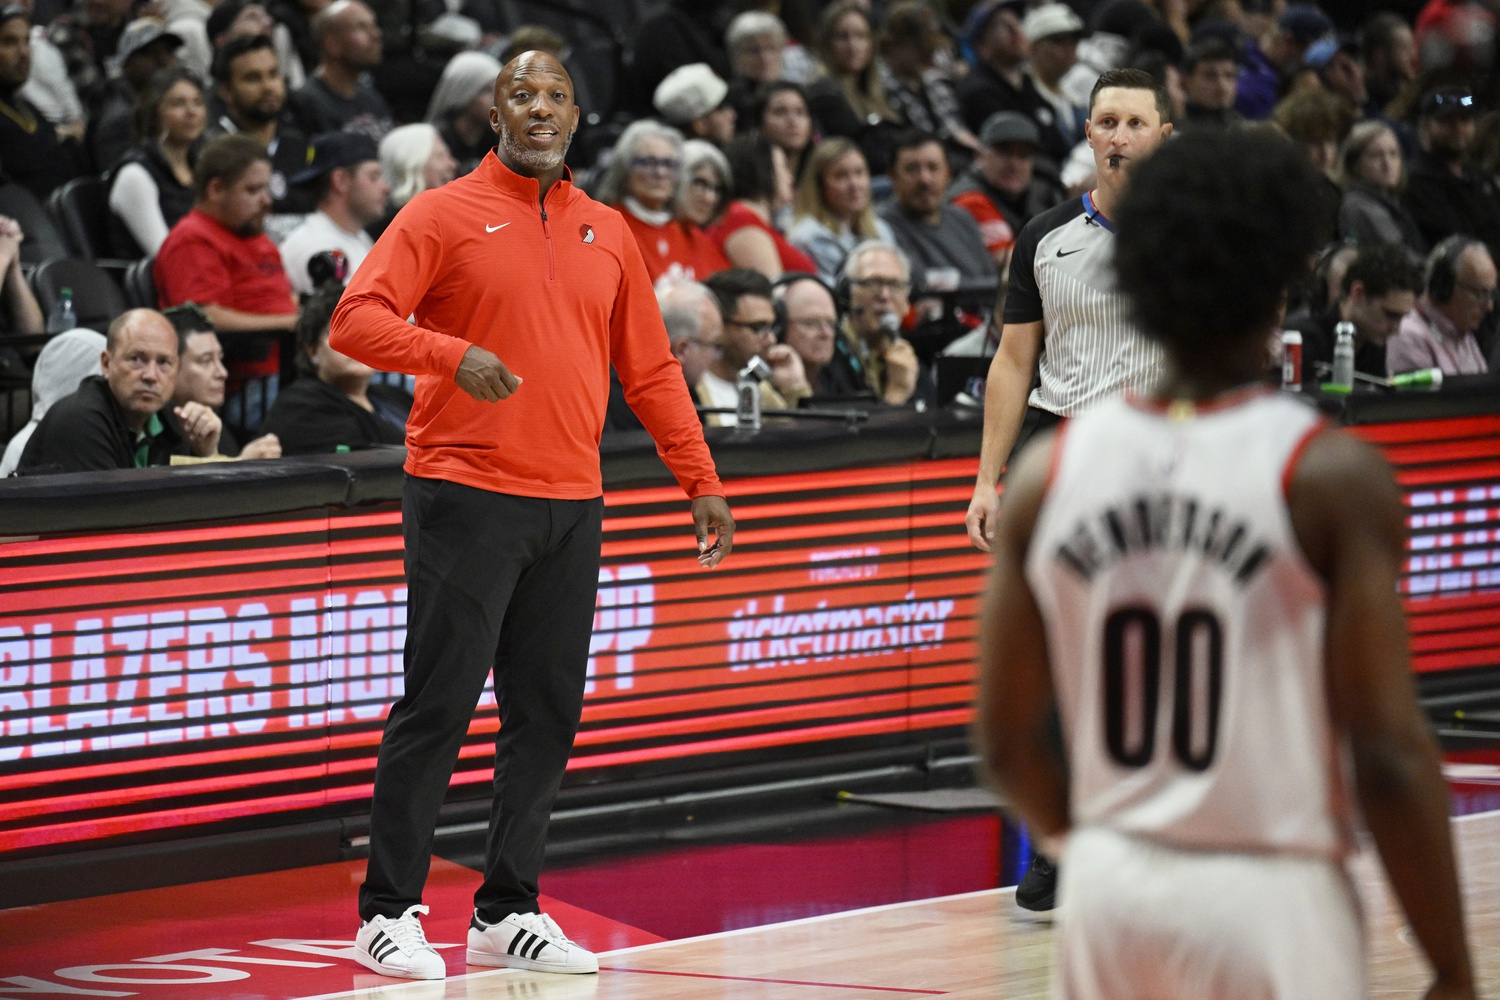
[974,128,1475,998]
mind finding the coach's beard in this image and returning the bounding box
[499,119,577,172]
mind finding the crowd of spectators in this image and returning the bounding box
[0,0,1495,477]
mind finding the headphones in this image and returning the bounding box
[1426,235,1481,304]
[770,271,841,342]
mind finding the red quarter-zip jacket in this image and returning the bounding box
[329,152,723,501]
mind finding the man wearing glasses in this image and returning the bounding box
[698,268,811,424]
[1388,235,1494,376]
[834,240,925,406]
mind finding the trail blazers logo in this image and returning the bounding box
[580,224,595,244]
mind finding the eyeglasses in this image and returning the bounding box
[789,316,837,332]
[726,318,777,337]
[686,337,723,355]
[689,176,725,195]
[1459,282,1497,302]
[630,156,680,174]
[849,277,908,293]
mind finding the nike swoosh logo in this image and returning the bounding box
[486,223,510,233]
[1056,248,1084,257]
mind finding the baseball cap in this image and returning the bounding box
[206,0,256,42]
[1418,85,1478,119]
[979,111,1040,148]
[0,4,27,29]
[963,0,1027,50]
[117,17,185,62]
[1276,4,1333,46]
[1303,33,1359,70]
[653,63,729,126]
[292,131,381,185]
[1022,3,1086,43]
[1183,36,1244,71]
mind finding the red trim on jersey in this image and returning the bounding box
[1123,383,1275,415]
[1041,417,1071,499]
[1281,418,1334,499]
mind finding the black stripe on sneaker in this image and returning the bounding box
[371,931,399,964]
[508,928,534,956]
[526,935,550,961]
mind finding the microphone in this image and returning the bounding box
[878,311,901,342]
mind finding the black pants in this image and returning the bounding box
[359,476,604,923]
[1010,405,1063,467]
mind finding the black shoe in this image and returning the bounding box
[1015,852,1057,912]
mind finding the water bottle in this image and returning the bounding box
[46,287,77,333]
[1281,329,1302,391]
[1329,321,1355,393]
[735,356,771,431]
[1390,367,1444,391]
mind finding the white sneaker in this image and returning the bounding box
[354,904,447,980]
[467,911,599,974]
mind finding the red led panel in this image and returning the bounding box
[0,459,988,853]
[1351,416,1500,673]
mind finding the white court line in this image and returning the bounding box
[287,809,1500,999]
[290,888,1017,999]
[599,886,1012,958]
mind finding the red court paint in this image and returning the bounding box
[0,857,663,999]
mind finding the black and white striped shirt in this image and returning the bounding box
[1002,192,1164,417]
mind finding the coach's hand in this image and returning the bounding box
[692,495,734,569]
[455,345,522,402]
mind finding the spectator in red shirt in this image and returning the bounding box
[155,133,298,334]
[597,119,729,284]
[155,133,298,414]
[710,128,817,279]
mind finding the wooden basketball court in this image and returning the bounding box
[315,811,1498,999]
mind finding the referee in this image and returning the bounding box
[966,68,1174,553]
[963,68,1173,913]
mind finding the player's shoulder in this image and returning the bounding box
[1293,423,1396,494]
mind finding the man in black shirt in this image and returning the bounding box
[957,0,1070,171]
[1284,242,1421,390]
[207,34,314,215]
[1403,85,1500,262]
[286,0,392,141]
[17,308,222,474]
[0,4,82,199]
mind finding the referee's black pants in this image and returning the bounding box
[359,475,604,923]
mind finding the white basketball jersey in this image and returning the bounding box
[1024,389,1357,859]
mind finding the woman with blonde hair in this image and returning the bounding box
[1334,119,1425,256]
[788,137,893,279]
[805,0,901,174]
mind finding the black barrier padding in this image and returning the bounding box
[0,460,354,536]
